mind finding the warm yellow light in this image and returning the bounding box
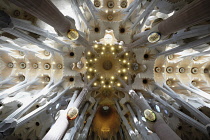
[67,29,79,40]
[119,46,122,48]
[111,47,114,51]
[94,69,97,72]
[124,76,128,80]
[101,81,104,84]
[110,81,113,84]
[108,85,111,88]
[123,60,126,63]
[103,85,106,88]
[87,75,91,79]
[122,69,126,72]
[112,52,115,54]
[89,68,93,72]
[90,59,93,62]
[125,53,129,56]
[87,51,91,55]
[118,70,121,73]
[101,52,104,55]
[100,76,103,79]
[94,45,98,48]
[94,58,97,61]
[94,82,97,86]
[102,47,105,50]
[111,76,114,80]
[117,83,121,86]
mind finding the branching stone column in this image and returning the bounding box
[16,88,72,128]
[129,90,180,140]
[156,34,210,56]
[147,24,210,49]
[126,104,159,140]
[85,0,98,23]
[43,77,96,140]
[8,1,95,53]
[70,0,90,29]
[178,82,210,101]
[0,77,13,86]
[63,103,89,140]
[116,102,139,140]
[122,0,142,24]
[0,78,38,100]
[157,83,210,125]
[67,76,97,120]
[0,39,37,54]
[9,0,73,34]
[158,0,210,36]
[0,80,65,138]
[147,90,209,137]
[117,77,181,140]
[77,102,98,140]
[0,10,63,54]
[131,0,158,29]
[42,90,79,140]
[11,17,69,45]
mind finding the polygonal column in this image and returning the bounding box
[9,0,73,34]
[158,0,210,36]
